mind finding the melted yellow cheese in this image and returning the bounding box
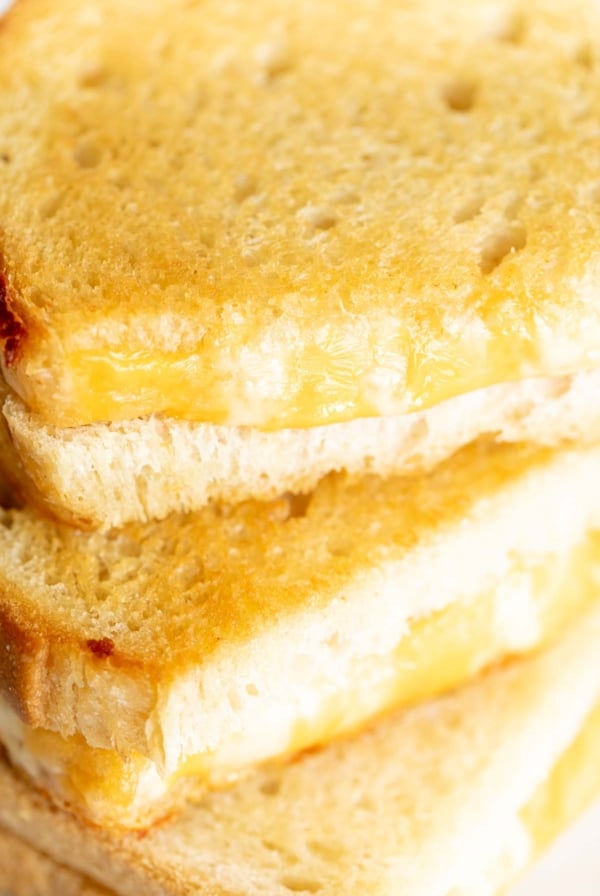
[14,535,600,825]
[285,537,598,756]
[522,698,600,852]
[42,326,544,429]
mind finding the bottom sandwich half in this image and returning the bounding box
[2,605,600,896]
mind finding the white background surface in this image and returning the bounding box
[512,798,600,896]
[0,0,598,893]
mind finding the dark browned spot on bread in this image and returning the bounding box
[441,78,477,113]
[0,275,26,367]
[479,223,527,274]
[87,637,115,658]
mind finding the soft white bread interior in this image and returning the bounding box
[2,606,600,896]
[2,441,600,827]
[3,369,600,528]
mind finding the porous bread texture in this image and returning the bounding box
[2,607,600,896]
[1,0,600,428]
[0,828,108,896]
[2,369,600,528]
[1,441,600,776]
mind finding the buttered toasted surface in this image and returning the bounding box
[0,440,585,672]
[1,0,600,426]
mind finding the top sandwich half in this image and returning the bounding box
[1,0,600,526]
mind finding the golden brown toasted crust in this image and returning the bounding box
[1,0,600,427]
[0,605,48,723]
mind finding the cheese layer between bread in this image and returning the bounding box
[1,532,597,829]
[4,369,600,530]
[2,609,600,895]
[522,697,600,856]
[2,699,600,896]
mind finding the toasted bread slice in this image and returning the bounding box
[2,607,600,896]
[2,440,600,826]
[1,0,600,430]
[3,369,600,528]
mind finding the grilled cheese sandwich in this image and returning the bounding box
[2,605,600,895]
[2,0,600,430]
[1,0,600,525]
[0,531,597,827]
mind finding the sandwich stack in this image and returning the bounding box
[0,0,599,893]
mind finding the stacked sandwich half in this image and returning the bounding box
[0,0,600,893]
